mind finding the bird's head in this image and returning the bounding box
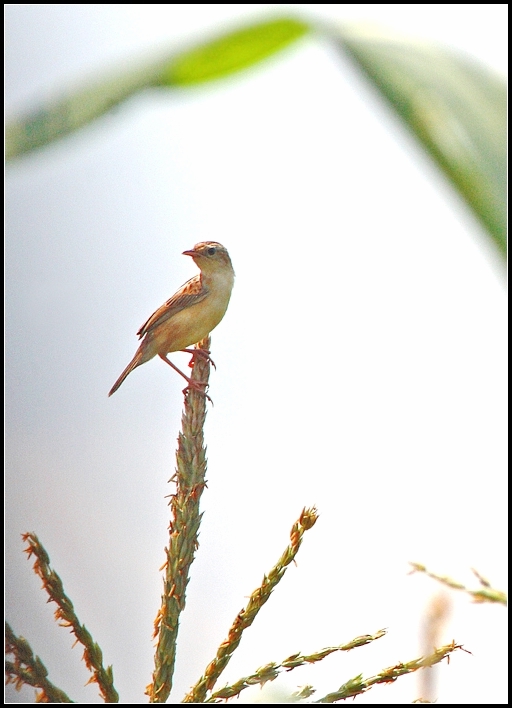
[183,242,234,276]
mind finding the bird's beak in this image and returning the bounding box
[183,249,197,257]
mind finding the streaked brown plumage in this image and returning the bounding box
[108,242,234,397]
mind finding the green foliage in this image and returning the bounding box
[5,13,506,259]
[160,17,310,86]
[337,25,507,255]
[4,16,310,161]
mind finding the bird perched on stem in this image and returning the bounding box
[108,242,234,397]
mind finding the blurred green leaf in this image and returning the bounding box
[160,17,309,85]
[334,24,506,256]
[5,16,309,160]
[5,15,506,256]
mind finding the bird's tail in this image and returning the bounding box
[108,350,144,397]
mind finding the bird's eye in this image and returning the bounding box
[207,247,217,256]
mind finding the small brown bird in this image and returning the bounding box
[108,242,234,397]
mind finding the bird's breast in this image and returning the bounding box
[154,268,234,354]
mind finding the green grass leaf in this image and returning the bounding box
[161,16,310,86]
[5,16,309,160]
[334,24,506,256]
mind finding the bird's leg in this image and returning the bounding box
[181,347,216,370]
[159,354,212,402]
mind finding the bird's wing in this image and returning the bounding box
[137,275,208,338]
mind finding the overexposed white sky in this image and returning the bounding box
[5,4,507,704]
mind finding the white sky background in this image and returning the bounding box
[5,4,507,705]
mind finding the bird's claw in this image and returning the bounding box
[183,348,216,370]
[183,384,213,405]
